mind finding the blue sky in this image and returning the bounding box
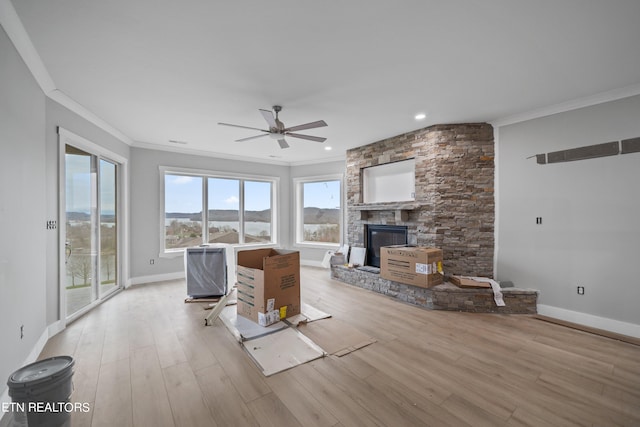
[165,174,340,213]
[67,167,342,214]
[303,180,341,209]
[65,154,116,214]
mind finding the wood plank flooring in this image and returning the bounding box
[37,266,640,426]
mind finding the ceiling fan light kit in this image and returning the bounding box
[218,106,327,149]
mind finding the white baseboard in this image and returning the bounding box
[47,319,65,338]
[0,326,50,424]
[537,304,640,338]
[128,272,185,287]
[300,259,326,268]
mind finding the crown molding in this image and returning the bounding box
[48,90,134,144]
[491,82,640,128]
[288,154,346,167]
[131,140,292,166]
[0,0,55,92]
[1,0,133,145]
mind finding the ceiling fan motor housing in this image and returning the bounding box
[272,106,285,133]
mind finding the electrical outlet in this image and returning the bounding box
[46,220,57,230]
[577,286,585,295]
[20,325,24,339]
[536,217,543,225]
[150,259,155,265]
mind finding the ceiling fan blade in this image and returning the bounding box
[284,120,327,133]
[259,109,277,128]
[218,122,268,132]
[277,139,289,149]
[235,133,269,142]
[286,133,326,143]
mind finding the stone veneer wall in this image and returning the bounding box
[347,123,495,277]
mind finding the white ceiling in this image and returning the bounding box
[8,0,640,164]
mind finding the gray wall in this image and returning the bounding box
[44,99,130,324]
[129,147,292,280]
[290,160,346,265]
[496,95,640,327]
[0,25,47,400]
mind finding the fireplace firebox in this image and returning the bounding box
[365,224,408,268]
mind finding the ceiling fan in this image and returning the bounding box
[218,105,327,149]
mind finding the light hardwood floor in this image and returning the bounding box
[38,267,640,426]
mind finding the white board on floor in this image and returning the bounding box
[244,327,325,376]
[286,303,331,326]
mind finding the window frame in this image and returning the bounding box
[160,166,278,257]
[293,174,344,249]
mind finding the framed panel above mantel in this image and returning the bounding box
[361,158,415,204]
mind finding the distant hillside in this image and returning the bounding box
[67,212,90,221]
[67,212,115,223]
[166,207,339,224]
[166,209,267,222]
[303,207,340,224]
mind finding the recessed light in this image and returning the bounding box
[324,146,332,151]
[414,113,427,120]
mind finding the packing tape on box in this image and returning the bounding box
[415,262,438,275]
[258,309,281,326]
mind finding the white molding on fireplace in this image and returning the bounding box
[493,126,501,279]
[537,304,640,339]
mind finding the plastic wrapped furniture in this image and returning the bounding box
[184,244,235,298]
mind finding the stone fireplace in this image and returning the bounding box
[331,122,537,314]
[347,123,495,277]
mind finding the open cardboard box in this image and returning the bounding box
[450,275,492,288]
[236,248,301,326]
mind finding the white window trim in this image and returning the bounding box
[159,166,279,257]
[293,173,344,249]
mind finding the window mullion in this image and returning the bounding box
[239,179,245,244]
[202,177,209,244]
[298,183,304,243]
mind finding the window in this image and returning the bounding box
[244,180,272,244]
[162,168,276,252]
[208,178,240,244]
[165,174,203,249]
[294,175,343,246]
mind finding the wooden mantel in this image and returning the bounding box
[351,202,420,222]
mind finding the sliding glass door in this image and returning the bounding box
[64,145,120,318]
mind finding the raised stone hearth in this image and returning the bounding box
[331,265,538,314]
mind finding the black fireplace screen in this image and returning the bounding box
[365,225,408,268]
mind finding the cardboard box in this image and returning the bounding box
[236,248,301,326]
[380,245,443,288]
[450,275,491,288]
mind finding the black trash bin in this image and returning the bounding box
[7,356,75,427]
